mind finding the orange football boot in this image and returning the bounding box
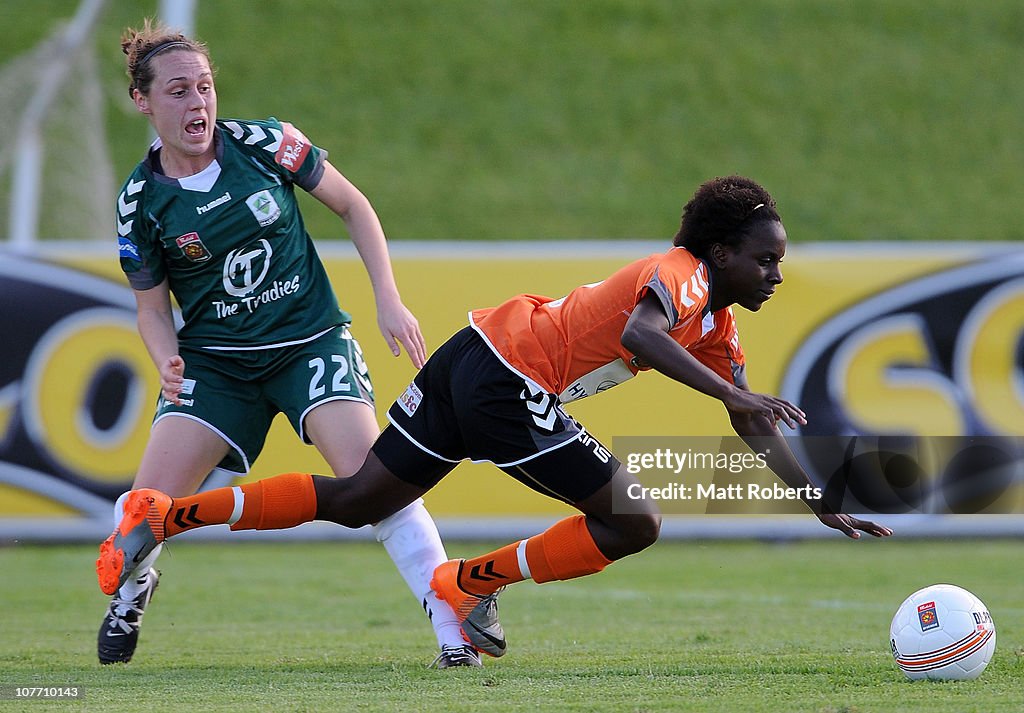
[96,489,171,595]
[431,559,507,657]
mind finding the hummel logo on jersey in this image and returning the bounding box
[196,191,231,215]
[172,504,206,529]
[469,561,508,582]
[679,263,710,309]
[116,178,145,237]
[223,121,281,151]
[520,381,558,431]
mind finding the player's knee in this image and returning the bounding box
[628,511,662,552]
[609,512,661,556]
[313,471,415,529]
[313,477,374,528]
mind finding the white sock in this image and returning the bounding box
[372,499,464,649]
[112,491,163,600]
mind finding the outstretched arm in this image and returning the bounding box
[309,161,426,368]
[728,406,893,539]
[621,293,892,539]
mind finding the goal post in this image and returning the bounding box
[5,0,109,252]
[2,0,199,253]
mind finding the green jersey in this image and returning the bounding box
[116,117,350,350]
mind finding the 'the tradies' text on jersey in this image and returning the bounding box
[116,118,348,350]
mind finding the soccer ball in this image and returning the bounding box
[889,584,996,681]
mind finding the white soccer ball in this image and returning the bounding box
[889,584,996,681]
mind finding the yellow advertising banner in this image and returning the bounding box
[1,243,1020,527]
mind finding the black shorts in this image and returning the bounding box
[373,326,619,504]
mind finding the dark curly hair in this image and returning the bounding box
[673,176,781,257]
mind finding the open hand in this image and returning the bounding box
[378,301,427,369]
[817,513,894,539]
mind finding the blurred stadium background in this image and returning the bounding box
[1,0,1022,541]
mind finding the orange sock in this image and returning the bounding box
[232,472,317,531]
[161,472,318,537]
[524,514,613,584]
[457,541,526,596]
[163,487,235,537]
[456,515,614,595]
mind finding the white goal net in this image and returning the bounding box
[0,0,114,249]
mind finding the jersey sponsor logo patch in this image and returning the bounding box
[175,232,212,263]
[118,236,141,262]
[223,239,273,296]
[559,358,635,404]
[397,382,423,417]
[275,123,311,171]
[245,190,281,227]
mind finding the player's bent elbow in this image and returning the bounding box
[619,322,642,355]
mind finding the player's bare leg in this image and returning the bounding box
[98,417,228,664]
[432,465,660,654]
[307,401,473,665]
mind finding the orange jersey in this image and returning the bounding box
[470,247,746,403]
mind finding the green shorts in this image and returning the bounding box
[152,324,374,474]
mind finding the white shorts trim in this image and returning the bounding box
[487,432,579,468]
[299,395,375,444]
[200,325,337,352]
[384,413,462,464]
[151,412,250,475]
[386,400,580,470]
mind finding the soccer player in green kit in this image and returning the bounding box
[100,20,481,669]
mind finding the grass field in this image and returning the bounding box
[2,1,1023,242]
[1,539,1020,712]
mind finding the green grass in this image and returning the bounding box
[1,539,1021,712]
[1,1,1023,242]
